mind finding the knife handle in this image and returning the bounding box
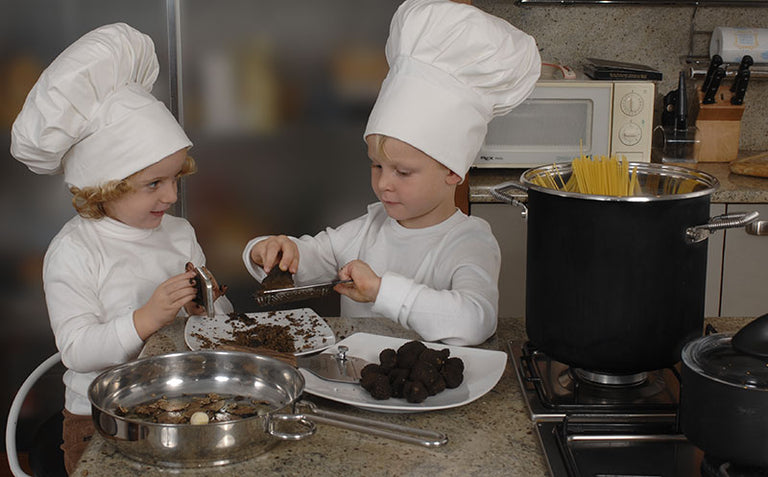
[731,55,754,92]
[739,55,754,70]
[702,67,725,105]
[701,54,723,93]
[731,69,750,105]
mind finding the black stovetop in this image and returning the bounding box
[508,341,766,477]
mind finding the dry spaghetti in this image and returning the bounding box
[531,154,640,197]
[531,153,701,197]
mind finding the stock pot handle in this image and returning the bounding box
[491,181,529,220]
[267,413,317,440]
[686,211,760,243]
[294,401,448,448]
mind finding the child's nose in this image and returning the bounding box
[377,171,394,191]
[161,181,178,203]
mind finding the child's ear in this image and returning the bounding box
[445,171,462,185]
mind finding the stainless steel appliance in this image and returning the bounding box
[509,340,768,477]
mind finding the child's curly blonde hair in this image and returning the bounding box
[70,155,197,219]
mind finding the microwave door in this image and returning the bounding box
[476,82,613,168]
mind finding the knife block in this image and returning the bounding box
[693,87,745,162]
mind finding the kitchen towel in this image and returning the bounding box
[710,27,768,64]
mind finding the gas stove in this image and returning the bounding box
[509,341,768,477]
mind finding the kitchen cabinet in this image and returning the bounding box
[719,203,768,317]
[470,203,526,318]
[705,204,725,317]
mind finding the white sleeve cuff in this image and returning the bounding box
[372,272,414,324]
[117,312,145,355]
[242,237,268,280]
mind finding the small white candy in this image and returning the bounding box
[190,411,209,425]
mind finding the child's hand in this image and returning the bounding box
[336,260,381,303]
[133,270,198,340]
[183,262,228,316]
[250,235,299,274]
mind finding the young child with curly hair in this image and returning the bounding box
[11,23,232,472]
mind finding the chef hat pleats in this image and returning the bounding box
[364,0,541,179]
[10,22,191,189]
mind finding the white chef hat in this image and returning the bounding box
[364,0,541,179]
[10,23,191,189]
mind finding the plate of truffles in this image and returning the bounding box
[299,332,507,412]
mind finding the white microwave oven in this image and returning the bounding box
[474,79,655,168]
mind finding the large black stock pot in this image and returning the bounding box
[493,162,758,373]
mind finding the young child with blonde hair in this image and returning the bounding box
[244,0,540,346]
[11,23,232,472]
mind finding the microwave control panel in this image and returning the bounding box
[610,82,655,162]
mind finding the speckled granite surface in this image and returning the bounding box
[469,162,768,204]
[72,315,751,476]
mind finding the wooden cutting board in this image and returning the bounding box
[730,152,768,178]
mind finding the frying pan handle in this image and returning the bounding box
[491,181,529,220]
[686,211,759,243]
[267,413,317,440]
[295,400,448,448]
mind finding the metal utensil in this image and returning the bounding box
[253,280,352,308]
[217,343,369,383]
[297,345,368,383]
[189,264,216,318]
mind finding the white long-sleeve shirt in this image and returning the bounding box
[243,203,500,346]
[43,214,233,415]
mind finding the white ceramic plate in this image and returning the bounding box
[300,332,507,412]
[185,308,335,356]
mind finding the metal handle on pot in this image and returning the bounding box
[293,400,448,448]
[686,211,760,243]
[267,413,317,440]
[491,181,529,220]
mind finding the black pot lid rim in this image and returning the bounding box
[682,334,768,390]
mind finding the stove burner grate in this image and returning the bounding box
[510,341,680,420]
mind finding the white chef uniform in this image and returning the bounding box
[10,23,233,415]
[244,0,540,346]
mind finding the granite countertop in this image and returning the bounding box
[72,315,752,477]
[469,162,768,204]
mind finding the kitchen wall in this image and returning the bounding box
[474,1,768,151]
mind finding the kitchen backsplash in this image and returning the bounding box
[474,1,768,152]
